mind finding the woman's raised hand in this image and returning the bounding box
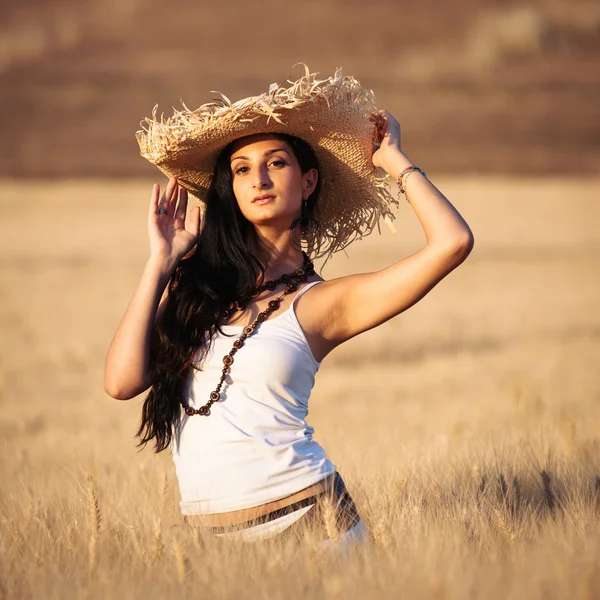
[148,178,200,270]
[370,109,403,171]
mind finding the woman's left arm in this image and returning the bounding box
[316,110,474,344]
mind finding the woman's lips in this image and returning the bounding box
[253,196,275,205]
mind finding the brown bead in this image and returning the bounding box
[287,283,298,293]
[185,406,195,416]
[199,406,210,416]
[257,312,268,323]
[294,268,305,277]
[210,391,220,402]
[268,300,280,310]
[243,326,253,336]
[223,355,234,366]
[266,281,276,291]
[233,339,244,349]
[222,366,229,374]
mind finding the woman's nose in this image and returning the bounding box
[252,167,272,190]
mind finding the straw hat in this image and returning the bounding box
[136,63,399,262]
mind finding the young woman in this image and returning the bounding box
[104,66,474,549]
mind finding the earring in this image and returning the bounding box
[300,196,320,240]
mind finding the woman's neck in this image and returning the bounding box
[262,251,305,280]
[252,231,305,281]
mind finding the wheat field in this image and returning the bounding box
[1,178,599,599]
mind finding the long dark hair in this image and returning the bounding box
[137,133,322,452]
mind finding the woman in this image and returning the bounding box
[104,65,474,549]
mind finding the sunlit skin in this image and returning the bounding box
[105,110,474,398]
[230,134,318,227]
[229,133,318,278]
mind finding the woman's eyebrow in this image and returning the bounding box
[231,148,289,163]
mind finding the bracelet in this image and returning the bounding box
[396,166,427,203]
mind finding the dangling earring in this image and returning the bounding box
[300,195,320,242]
[289,193,320,254]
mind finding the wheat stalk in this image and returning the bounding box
[36,516,56,545]
[321,496,340,544]
[160,473,168,510]
[492,507,515,544]
[172,537,186,584]
[371,512,392,551]
[23,486,35,526]
[66,521,76,553]
[396,476,408,496]
[152,519,164,563]
[9,522,24,548]
[476,473,489,509]
[86,474,101,576]
[128,524,153,567]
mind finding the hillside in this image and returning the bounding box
[1,0,599,176]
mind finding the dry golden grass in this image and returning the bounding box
[0,177,599,598]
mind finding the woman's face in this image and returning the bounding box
[229,133,318,232]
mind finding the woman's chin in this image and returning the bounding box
[248,213,296,231]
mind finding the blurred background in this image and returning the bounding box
[1,2,600,596]
[1,0,599,177]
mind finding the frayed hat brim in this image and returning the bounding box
[136,63,399,263]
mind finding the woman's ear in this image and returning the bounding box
[303,168,319,198]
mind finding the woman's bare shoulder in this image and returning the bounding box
[295,275,336,328]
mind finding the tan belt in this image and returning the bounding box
[183,472,338,528]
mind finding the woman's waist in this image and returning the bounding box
[183,470,338,528]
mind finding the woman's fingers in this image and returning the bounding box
[149,183,160,217]
[187,205,201,238]
[149,179,199,252]
[157,178,177,215]
[369,110,387,122]
[174,187,188,222]
[370,111,389,141]
[370,109,401,146]
[370,109,396,130]
[167,180,179,217]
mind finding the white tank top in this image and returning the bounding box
[171,280,337,515]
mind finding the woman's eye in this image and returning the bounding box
[234,160,286,175]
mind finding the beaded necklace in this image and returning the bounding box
[182,252,315,417]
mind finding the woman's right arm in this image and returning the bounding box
[104,179,200,400]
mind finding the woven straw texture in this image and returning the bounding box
[136,64,399,261]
